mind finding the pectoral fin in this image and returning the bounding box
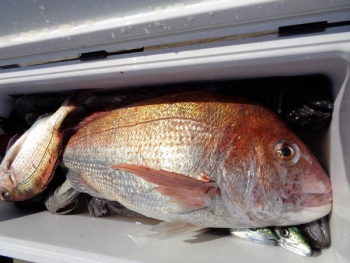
[112,164,220,213]
[6,134,20,153]
[0,132,28,172]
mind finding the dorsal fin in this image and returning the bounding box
[74,111,112,131]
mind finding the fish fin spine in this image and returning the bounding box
[150,221,202,239]
[74,111,111,131]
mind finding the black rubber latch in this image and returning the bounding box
[279,20,350,37]
[80,51,108,61]
[279,21,328,37]
[0,64,20,70]
[328,20,350,28]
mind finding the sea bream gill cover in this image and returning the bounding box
[62,91,332,237]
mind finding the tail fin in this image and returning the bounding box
[49,89,96,127]
[63,89,96,109]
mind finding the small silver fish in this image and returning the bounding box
[273,226,313,257]
[232,226,312,257]
[231,228,278,246]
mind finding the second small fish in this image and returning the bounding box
[231,226,313,256]
[0,89,94,201]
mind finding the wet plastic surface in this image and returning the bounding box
[0,202,339,263]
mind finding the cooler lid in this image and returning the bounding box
[0,0,350,69]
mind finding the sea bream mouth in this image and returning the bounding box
[278,192,332,226]
[300,192,332,213]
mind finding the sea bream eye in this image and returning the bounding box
[273,141,300,166]
[280,147,292,157]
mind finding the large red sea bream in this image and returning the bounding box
[62,91,332,237]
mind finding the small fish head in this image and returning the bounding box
[0,170,17,202]
[273,226,313,257]
[231,228,278,246]
[219,106,332,226]
[0,167,35,202]
[0,166,47,202]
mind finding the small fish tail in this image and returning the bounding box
[49,89,96,126]
[63,89,96,109]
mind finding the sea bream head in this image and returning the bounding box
[217,99,332,227]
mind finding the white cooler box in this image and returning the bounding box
[0,0,349,262]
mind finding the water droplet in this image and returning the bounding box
[235,15,239,19]
[121,28,126,33]
[143,28,150,34]
[128,26,133,30]
[135,222,141,225]
[46,20,50,23]
[39,5,46,10]
[209,12,214,16]
[111,32,115,38]
[154,21,161,27]
[148,24,152,28]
